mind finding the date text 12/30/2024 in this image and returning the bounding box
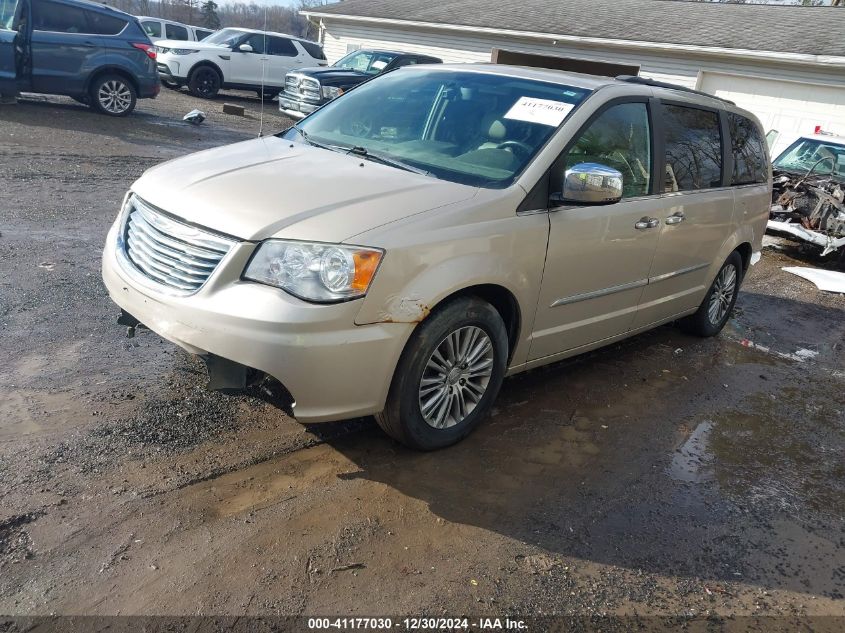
[307,617,528,630]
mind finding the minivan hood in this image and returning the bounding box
[131,136,478,242]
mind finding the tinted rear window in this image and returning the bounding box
[267,36,297,57]
[728,113,767,185]
[32,0,127,35]
[663,104,723,192]
[33,0,88,32]
[86,11,127,36]
[300,40,325,60]
[165,23,189,40]
[142,20,161,38]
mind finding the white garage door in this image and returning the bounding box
[699,72,845,156]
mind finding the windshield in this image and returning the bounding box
[202,28,244,47]
[773,138,845,181]
[282,69,590,188]
[332,50,398,75]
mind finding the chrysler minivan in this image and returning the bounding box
[102,65,771,449]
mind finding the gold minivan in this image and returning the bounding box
[102,65,771,449]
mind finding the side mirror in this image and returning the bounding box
[558,162,623,205]
[238,44,253,53]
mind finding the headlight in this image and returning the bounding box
[243,240,383,303]
[172,49,199,55]
[321,86,343,99]
[156,46,169,54]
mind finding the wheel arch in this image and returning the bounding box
[188,60,224,82]
[85,66,139,95]
[735,241,752,278]
[439,284,521,364]
[385,283,522,365]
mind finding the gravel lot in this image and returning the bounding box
[0,87,843,628]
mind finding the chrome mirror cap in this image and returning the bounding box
[561,162,623,204]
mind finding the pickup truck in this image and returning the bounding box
[279,48,441,119]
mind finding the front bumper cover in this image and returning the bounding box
[102,221,414,422]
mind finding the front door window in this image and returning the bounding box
[562,102,652,198]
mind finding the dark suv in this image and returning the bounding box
[279,48,441,119]
[0,0,159,116]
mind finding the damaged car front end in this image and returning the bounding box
[768,134,845,256]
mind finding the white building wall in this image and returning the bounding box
[319,20,845,90]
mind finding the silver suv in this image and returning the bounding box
[102,66,771,449]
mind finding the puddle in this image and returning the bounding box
[0,389,79,440]
[669,420,714,484]
[10,341,85,380]
[732,338,820,364]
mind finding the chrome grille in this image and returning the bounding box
[120,196,235,294]
[284,74,321,102]
[300,78,321,100]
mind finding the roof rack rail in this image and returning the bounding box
[615,75,735,105]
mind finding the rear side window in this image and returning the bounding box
[195,29,213,40]
[141,20,161,38]
[165,23,189,40]
[32,0,88,32]
[86,11,127,36]
[267,36,297,57]
[299,40,326,60]
[728,113,767,185]
[662,104,723,192]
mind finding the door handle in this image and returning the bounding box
[665,211,685,225]
[635,217,660,230]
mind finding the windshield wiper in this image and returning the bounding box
[291,126,344,153]
[348,146,430,176]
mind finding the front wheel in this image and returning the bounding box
[375,297,508,450]
[680,251,743,337]
[89,74,137,116]
[188,66,221,99]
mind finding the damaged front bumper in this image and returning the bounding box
[101,221,414,423]
[767,218,845,257]
[769,170,845,256]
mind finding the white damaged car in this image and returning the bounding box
[769,131,845,257]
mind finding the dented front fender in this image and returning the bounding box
[352,207,550,368]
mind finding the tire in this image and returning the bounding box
[680,251,743,337]
[375,296,509,450]
[188,66,221,99]
[89,74,137,116]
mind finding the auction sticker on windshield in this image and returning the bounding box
[504,96,575,127]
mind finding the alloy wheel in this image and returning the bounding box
[708,263,737,325]
[97,80,132,114]
[418,326,494,429]
[195,69,219,97]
